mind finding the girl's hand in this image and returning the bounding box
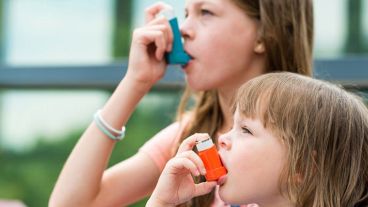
[126,2,174,92]
[146,134,217,207]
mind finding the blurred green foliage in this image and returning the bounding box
[113,0,132,57]
[345,0,368,53]
[0,91,182,207]
[0,0,3,60]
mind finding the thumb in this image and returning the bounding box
[194,182,217,197]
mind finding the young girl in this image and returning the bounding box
[147,72,368,207]
[50,0,314,206]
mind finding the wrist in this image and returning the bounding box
[146,197,175,207]
[122,72,153,94]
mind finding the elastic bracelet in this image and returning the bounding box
[93,110,126,141]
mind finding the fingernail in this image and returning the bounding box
[201,168,206,175]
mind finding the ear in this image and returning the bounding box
[254,39,265,54]
[294,151,317,184]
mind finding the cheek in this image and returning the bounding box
[218,149,254,203]
[193,38,252,86]
[227,143,286,184]
[186,24,258,90]
[202,31,256,74]
[225,36,256,67]
[226,149,252,177]
[208,31,254,58]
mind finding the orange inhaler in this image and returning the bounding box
[196,138,227,181]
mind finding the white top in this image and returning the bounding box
[196,138,214,151]
[160,7,175,20]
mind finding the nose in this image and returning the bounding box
[218,131,232,150]
[180,18,194,40]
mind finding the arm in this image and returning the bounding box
[49,2,175,207]
[50,79,158,207]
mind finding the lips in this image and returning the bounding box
[219,152,227,169]
[182,52,194,69]
[217,152,228,186]
[217,174,227,186]
[184,47,194,59]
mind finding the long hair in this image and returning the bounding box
[176,0,314,206]
[235,72,368,207]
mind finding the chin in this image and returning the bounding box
[186,78,216,92]
[186,81,209,91]
[219,185,247,205]
[218,184,233,204]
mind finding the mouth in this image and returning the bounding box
[217,174,227,186]
[184,49,194,60]
[182,50,194,69]
[219,152,227,169]
[182,57,193,69]
[217,153,228,186]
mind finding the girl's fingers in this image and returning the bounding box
[147,17,173,51]
[145,2,173,23]
[152,31,166,60]
[176,151,206,175]
[133,29,167,60]
[146,24,171,55]
[177,133,211,154]
[133,23,172,58]
[170,157,201,176]
[194,182,217,197]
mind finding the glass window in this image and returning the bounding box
[363,1,368,48]
[0,90,109,150]
[314,0,347,57]
[3,0,114,66]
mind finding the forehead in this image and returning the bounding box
[185,0,227,8]
[234,107,250,122]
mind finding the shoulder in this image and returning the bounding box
[149,111,194,146]
[139,111,194,170]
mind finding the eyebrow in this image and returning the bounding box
[185,1,218,14]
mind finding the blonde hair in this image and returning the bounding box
[236,72,368,207]
[176,0,314,206]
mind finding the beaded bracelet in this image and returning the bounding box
[93,110,126,141]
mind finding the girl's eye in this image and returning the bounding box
[241,126,253,135]
[200,9,213,16]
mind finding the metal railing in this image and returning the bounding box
[0,57,367,90]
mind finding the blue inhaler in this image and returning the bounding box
[162,8,191,65]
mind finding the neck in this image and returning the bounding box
[217,55,266,134]
[260,198,295,207]
[256,190,295,207]
[217,88,235,135]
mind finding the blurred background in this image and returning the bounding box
[0,0,367,206]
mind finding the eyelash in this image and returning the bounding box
[241,126,253,135]
[184,8,213,18]
[200,9,213,16]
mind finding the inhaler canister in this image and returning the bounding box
[196,138,227,181]
[161,8,191,65]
